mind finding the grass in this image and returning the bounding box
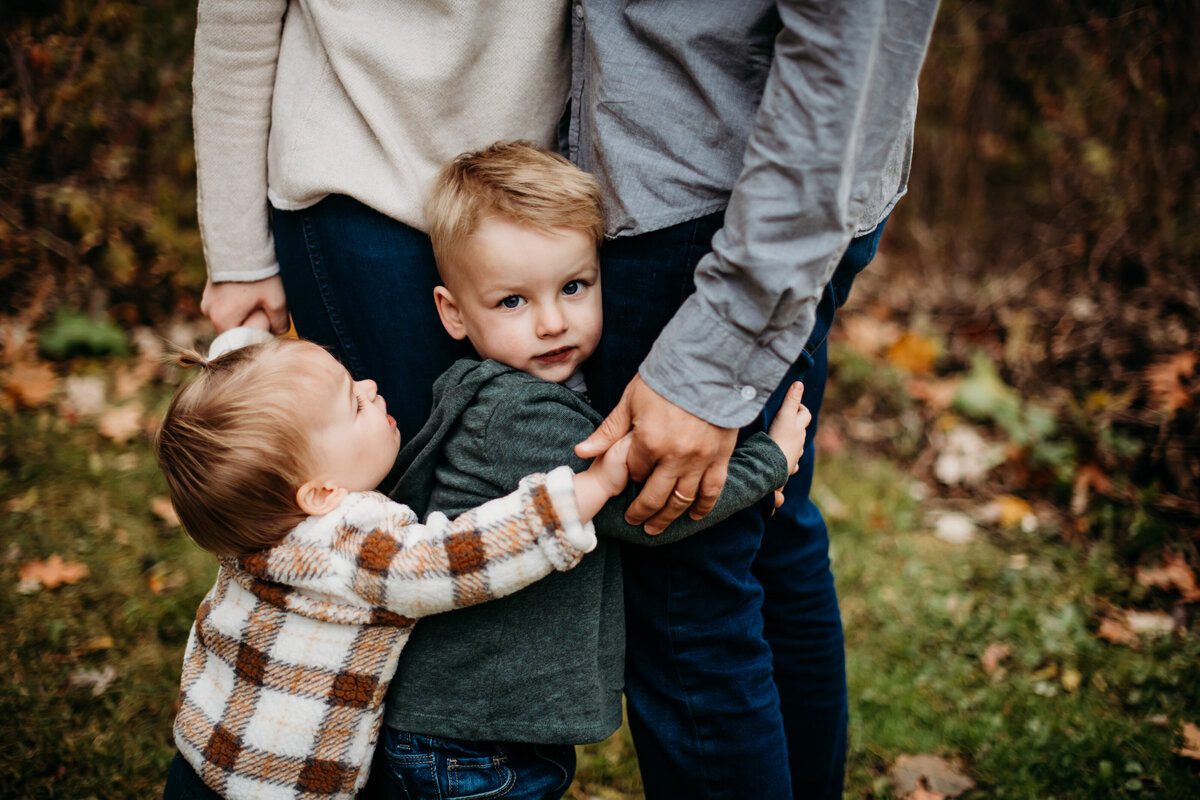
[2,355,1198,798]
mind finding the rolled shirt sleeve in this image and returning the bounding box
[580,0,938,428]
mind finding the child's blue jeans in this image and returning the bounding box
[365,726,576,800]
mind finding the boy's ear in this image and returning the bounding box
[433,286,468,341]
[295,480,348,516]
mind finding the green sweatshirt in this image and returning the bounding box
[382,359,788,744]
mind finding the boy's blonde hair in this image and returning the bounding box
[425,140,604,282]
[154,338,327,556]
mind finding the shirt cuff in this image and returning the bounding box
[207,263,281,284]
[540,465,598,568]
[639,296,801,429]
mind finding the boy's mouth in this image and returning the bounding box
[534,346,575,364]
[386,413,396,428]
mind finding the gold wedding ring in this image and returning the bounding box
[671,489,696,504]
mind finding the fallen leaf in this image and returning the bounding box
[839,314,901,358]
[17,554,89,591]
[982,494,1034,528]
[98,402,144,443]
[1127,610,1177,636]
[887,332,940,375]
[1071,464,1114,517]
[151,496,180,526]
[907,376,961,413]
[1061,668,1082,692]
[1146,351,1197,416]
[1136,552,1200,602]
[1176,722,1200,760]
[982,642,1011,675]
[934,425,1006,486]
[68,664,117,696]
[906,782,947,800]
[889,754,975,798]
[1096,615,1136,645]
[61,374,107,416]
[76,635,115,655]
[934,512,977,544]
[4,362,58,407]
[5,487,39,513]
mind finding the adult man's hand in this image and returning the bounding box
[576,375,737,534]
[200,275,290,334]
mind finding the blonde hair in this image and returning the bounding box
[154,338,326,555]
[426,140,604,282]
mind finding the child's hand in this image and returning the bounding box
[572,434,632,522]
[767,382,811,503]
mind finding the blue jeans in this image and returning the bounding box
[365,726,576,800]
[273,195,474,446]
[588,213,885,800]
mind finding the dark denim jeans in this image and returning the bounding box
[162,752,224,800]
[588,213,885,800]
[273,195,474,446]
[365,726,576,800]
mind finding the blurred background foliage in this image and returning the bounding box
[1,0,203,330]
[2,1,1199,797]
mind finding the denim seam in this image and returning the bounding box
[299,209,363,377]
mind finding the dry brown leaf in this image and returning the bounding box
[98,402,144,443]
[4,362,58,407]
[906,783,947,800]
[151,496,180,527]
[1071,463,1114,516]
[886,332,939,375]
[1136,552,1200,602]
[982,642,1011,675]
[17,554,89,591]
[76,635,115,655]
[839,314,901,358]
[890,754,975,798]
[1096,615,1137,645]
[1146,351,1197,416]
[5,487,39,513]
[994,494,1034,528]
[907,376,961,412]
[1176,722,1200,760]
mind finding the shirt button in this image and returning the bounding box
[739,385,756,401]
[575,4,583,18]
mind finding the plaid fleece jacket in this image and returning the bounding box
[174,467,593,800]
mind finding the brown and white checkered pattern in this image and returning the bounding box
[174,467,592,799]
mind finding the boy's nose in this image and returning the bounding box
[536,304,567,337]
[358,379,378,400]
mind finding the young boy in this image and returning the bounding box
[373,141,812,798]
[154,335,631,800]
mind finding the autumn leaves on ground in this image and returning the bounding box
[3,265,1199,798]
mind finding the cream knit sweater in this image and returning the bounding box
[193,0,569,282]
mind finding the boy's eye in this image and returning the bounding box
[562,280,582,296]
[500,295,525,309]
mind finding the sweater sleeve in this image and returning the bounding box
[482,387,789,547]
[253,471,595,622]
[192,0,286,282]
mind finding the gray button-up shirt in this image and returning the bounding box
[568,0,939,427]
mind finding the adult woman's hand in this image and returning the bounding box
[200,275,290,334]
